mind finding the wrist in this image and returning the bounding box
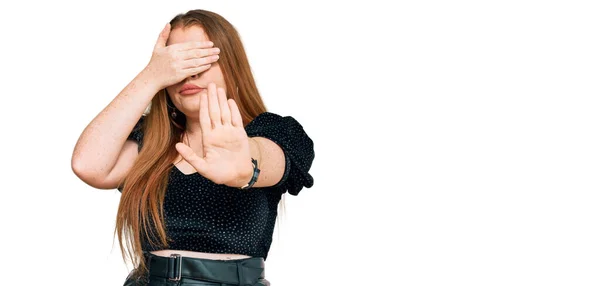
[137,66,164,91]
[223,159,252,188]
[236,158,260,190]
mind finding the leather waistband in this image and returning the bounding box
[144,251,265,285]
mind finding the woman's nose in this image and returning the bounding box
[189,73,199,80]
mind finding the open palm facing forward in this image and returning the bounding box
[175,83,253,186]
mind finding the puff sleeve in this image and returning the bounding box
[126,115,146,152]
[244,112,315,195]
[117,116,145,192]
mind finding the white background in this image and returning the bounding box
[1,1,599,285]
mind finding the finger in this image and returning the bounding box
[180,47,220,60]
[175,143,208,174]
[180,55,220,69]
[218,87,231,125]
[174,41,214,51]
[199,92,212,132]
[207,83,221,127]
[154,23,171,50]
[228,98,243,127]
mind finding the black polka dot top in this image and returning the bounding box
[117,112,315,260]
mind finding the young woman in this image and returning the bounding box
[71,9,315,286]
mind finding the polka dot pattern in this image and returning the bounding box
[120,112,315,260]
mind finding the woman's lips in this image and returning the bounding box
[180,88,205,95]
[179,83,206,95]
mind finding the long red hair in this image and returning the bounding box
[115,9,268,279]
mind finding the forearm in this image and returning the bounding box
[248,137,286,188]
[229,137,286,189]
[71,70,160,180]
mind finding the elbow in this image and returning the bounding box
[71,154,85,177]
[71,156,94,183]
[71,155,107,189]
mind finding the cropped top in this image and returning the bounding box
[117,112,314,260]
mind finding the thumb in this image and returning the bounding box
[175,142,208,173]
[154,23,171,50]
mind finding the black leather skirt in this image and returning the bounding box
[123,251,270,286]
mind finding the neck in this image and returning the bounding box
[180,117,204,156]
[184,116,203,137]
